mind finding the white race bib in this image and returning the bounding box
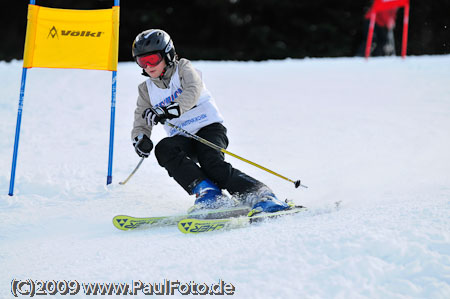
[146,66,223,136]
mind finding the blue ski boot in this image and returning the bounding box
[188,179,234,213]
[246,188,292,217]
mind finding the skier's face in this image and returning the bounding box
[144,59,166,78]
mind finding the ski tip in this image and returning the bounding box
[113,216,130,231]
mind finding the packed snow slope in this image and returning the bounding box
[1,56,449,298]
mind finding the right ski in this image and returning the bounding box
[178,206,308,234]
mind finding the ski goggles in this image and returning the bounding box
[136,52,163,68]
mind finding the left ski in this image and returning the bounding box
[178,206,307,234]
[113,206,251,231]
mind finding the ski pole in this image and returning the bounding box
[162,118,307,189]
[119,157,145,185]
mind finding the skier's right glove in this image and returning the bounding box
[133,134,153,158]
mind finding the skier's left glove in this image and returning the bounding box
[142,102,181,126]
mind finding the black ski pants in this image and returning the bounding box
[154,122,264,195]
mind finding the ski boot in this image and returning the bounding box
[188,179,234,214]
[246,188,293,217]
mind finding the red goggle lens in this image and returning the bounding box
[136,53,163,68]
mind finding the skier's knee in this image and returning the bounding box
[154,137,175,166]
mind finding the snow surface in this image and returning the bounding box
[1,56,450,298]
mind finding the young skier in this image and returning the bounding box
[131,29,290,215]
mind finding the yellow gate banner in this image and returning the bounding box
[23,5,119,71]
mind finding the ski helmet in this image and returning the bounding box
[132,29,176,66]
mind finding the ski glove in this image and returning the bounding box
[142,102,181,126]
[133,134,153,158]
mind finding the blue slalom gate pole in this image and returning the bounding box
[107,0,120,185]
[107,70,117,185]
[106,0,120,185]
[8,0,34,196]
[9,68,28,196]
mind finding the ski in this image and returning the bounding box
[177,206,307,234]
[113,206,251,231]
